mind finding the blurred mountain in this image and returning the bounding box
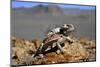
[12,4,64,16]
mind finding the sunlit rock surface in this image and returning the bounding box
[11,36,96,65]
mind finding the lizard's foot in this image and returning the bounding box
[39,54,44,58]
[68,40,74,44]
[59,48,65,54]
[56,50,60,54]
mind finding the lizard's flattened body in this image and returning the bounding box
[43,34,61,44]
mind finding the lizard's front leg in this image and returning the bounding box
[66,36,74,44]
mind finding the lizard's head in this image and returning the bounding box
[62,24,75,31]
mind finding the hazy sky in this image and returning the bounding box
[12,1,96,10]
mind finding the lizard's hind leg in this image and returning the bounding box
[32,43,44,58]
[56,42,64,54]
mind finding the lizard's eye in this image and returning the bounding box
[60,35,63,37]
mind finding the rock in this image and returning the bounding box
[11,37,37,65]
[11,36,96,65]
[63,41,89,61]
